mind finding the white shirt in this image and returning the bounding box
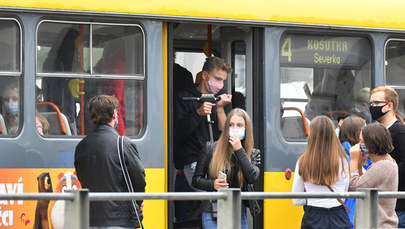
[291,159,350,208]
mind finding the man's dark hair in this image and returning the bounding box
[89,95,118,126]
[202,56,232,74]
[362,123,394,155]
[337,113,349,123]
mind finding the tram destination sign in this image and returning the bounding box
[280,34,370,69]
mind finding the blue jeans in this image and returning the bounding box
[396,210,405,228]
[201,206,247,229]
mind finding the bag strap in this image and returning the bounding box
[326,185,351,213]
[117,136,144,229]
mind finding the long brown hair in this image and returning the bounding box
[209,108,253,187]
[299,116,348,185]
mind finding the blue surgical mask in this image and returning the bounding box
[4,102,18,116]
[229,128,245,140]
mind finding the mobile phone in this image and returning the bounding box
[218,171,227,181]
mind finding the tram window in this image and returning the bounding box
[279,33,372,141]
[385,40,405,119]
[36,21,145,137]
[37,22,90,73]
[0,20,21,136]
[92,25,144,75]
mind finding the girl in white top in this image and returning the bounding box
[292,116,350,229]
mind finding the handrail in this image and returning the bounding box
[2,190,405,228]
[36,101,67,134]
[281,107,309,136]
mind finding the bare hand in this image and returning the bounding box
[216,94,232,107]
[140,202,144,212]
[229,134,242,151]
[214,178,229,190]
[196,102,215,116]
[350,144,362,162]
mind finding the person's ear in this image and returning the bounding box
[202,71,209,82]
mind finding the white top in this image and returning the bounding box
[291,159,350,208]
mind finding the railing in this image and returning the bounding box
[1,189,405,228]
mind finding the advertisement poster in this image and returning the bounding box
[0,168,81,228]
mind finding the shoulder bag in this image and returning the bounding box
[117,136,144,229]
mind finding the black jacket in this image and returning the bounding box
[192,141,261,215]
[173,86,231,169]
[74,124,146,227]
[389,120,405,210]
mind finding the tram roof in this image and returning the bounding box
[2,0,405,31]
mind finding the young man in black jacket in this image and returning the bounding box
[174,57,233,187]
[75,95,145,229]
[369,86,405,227]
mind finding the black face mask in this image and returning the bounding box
[369,104,388,120]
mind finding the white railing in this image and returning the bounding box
[1,188,404,228]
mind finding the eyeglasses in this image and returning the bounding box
[369,100,390,107]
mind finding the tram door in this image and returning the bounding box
[221,27,263,229]
[221,27,254,117]
[168,23,260,229]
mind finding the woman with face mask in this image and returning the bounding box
[192,108,261,229]
[349,123,398,228]
[2,83,19,134]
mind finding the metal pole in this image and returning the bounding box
[218,188,241,229]
[65,189,89,229]
[356,188,378,229]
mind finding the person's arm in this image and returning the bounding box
[192,148,216,191]
[233,148,260,184]
[125,139,146,206]
[291,160,306,206]
[174,93,206,140]
[216,94,232,131]
[393,132,405,181]
[349,144,363,175]
[349,162,389,191]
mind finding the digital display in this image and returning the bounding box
[280,34,371,69]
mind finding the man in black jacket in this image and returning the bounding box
[174,57,232,187]
[75,95,145,229]
[369,86,405,227]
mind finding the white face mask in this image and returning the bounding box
[229,128,245,140]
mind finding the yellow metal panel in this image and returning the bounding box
[264,171,303,228]
[143,168,166,229]
[162,22,169,229]
[3,0,405,30]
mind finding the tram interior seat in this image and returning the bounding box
[0,113,7,135]
[39,112,71,135]
[281,107,310,142]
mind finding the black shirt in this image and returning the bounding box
[173,86,231,169]
[389,120,405,211]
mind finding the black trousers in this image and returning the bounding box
[301,205,351,229]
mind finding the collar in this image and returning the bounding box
[386,119,397,129]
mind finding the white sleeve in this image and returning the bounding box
[292,160,307,206]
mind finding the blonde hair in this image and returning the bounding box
[299,116,348,186]
[209,108,253,187]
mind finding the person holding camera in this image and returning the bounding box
[174,56,232,187]
[192,108,261,229]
